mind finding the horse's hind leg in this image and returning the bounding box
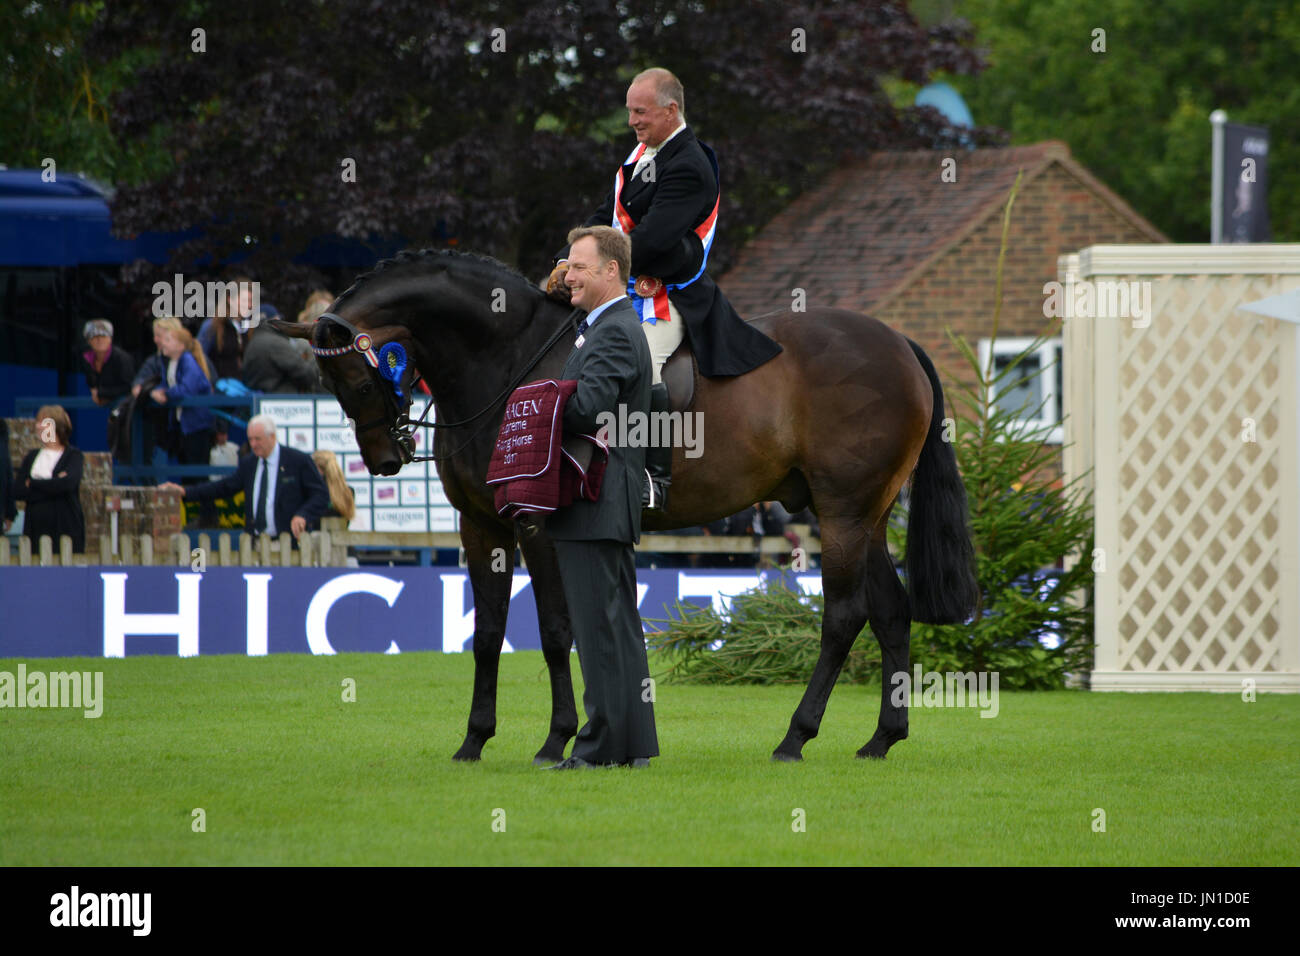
[516,528,578,765]
[772,516,870,762]
[858,519,911,759]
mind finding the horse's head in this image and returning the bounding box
[269,310,420,477]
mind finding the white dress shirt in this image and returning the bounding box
[584,294,628,331]
[633,121,687,178]
[30,447,62,480]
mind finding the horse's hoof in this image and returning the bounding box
[771,750,803,763]
[856,731,905,760]
[452,742,484,762]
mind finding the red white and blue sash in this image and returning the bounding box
[612,141,720,325]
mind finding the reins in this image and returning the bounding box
[313,304,581,464]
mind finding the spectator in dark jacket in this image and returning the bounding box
[14,405,85,552]
[79,319,136,406]
[197,276,253,380]
[1,418,16,534]
[160,415,328,542]
[241,305,323,393]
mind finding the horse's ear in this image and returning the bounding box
[266,318,311,339]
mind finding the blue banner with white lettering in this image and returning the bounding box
[0,568,822,658]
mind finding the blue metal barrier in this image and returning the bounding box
[15,393,255,484]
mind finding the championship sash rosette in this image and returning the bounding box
[612,140,720,325]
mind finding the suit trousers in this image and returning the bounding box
[554,538,660,763]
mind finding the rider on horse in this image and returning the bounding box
[548,67,782,511]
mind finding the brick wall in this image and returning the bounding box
[874,164,1159,401]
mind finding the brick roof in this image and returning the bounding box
[719,141,1166,317]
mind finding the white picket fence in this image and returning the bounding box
[0,530,346,567]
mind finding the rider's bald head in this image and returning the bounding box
[631,68,685,122]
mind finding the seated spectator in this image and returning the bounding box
[209,419,240,475]
[150,326,215,487]
[160,415,328,542]
[311,450,356,522]
[1,419,16,535]
[79,319,136,407]
[241,305,324,393]
[13,405,85,552]
[198,276,252,380]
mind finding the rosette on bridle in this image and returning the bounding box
[311,311,424,461]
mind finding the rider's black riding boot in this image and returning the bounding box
[643,382,672,512]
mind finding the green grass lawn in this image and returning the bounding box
[2,651,1296,866]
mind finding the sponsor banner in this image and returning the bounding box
[261,400,315,428]
[0,568,822,658]
[259,397,455,540]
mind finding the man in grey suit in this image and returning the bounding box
[546,225,659,770]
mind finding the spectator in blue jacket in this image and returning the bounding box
[128,317,184,475]
[150,326,215,489]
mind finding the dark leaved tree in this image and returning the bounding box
[87,0,1002,307]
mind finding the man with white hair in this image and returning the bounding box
[548,67,781,512]
[160,414,328,539]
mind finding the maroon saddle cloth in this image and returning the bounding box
[486,379,609,518]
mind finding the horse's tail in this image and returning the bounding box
[903,338,979,625]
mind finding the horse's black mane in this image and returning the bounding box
[334,248,539,307]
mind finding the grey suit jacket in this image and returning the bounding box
[545,297,651,544]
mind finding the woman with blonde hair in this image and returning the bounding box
[297,289,334,325]
[292,290,334,363]
[126,316,188,468]
[311,450,356,522]
[150,324,215,493]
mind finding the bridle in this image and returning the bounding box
[310,308,581,464]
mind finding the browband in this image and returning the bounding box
[313,312,379,368]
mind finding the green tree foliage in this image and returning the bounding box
[948,0,1300,241]
[647,582,881,686]
[30,0,1001,304]
[888,328,1095,688]
[0,1,168,185]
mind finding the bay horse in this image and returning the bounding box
[270,249,977,763]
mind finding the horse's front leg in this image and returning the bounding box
[452,517,517,761]
[516,521,577,765]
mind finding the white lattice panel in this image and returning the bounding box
[1061,246,1300,691]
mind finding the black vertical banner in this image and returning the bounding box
[1221,123,1270,242]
